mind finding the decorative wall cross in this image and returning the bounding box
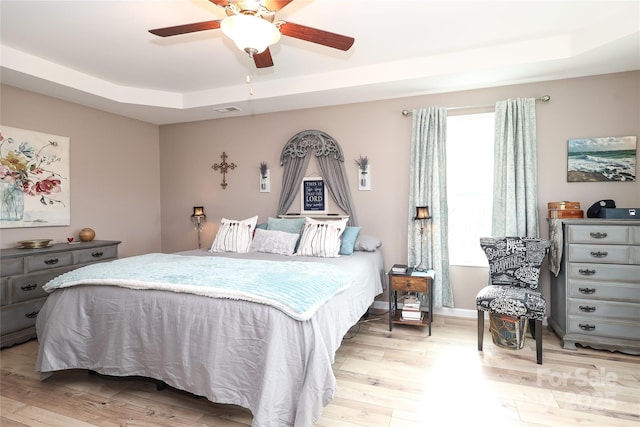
[211,152,237,189]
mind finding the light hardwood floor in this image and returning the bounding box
[1,312,638,427]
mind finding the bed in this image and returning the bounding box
[35,218,385,427]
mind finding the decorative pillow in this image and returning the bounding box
[209,215,258,253]
[256,222,268,230]
[354,234,382,252]
[249,228,299,256]
[296,217,348,257]
[339,226,362,255]
[266,217,306,235]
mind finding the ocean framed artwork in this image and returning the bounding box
[567,136,636,182]
[0,126,70,228]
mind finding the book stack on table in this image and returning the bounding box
[401,296,423,321]
[391,264,408,274]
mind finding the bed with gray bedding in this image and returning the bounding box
[35,248,385,427]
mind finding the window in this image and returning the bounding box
[446,113,494,266]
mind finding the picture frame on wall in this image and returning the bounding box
[301,177,328,215]
[567,135,636,182]
[0,125,71,228]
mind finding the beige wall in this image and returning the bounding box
[0,85,161,258]
[160,71,640,311]
[1,71,638,313]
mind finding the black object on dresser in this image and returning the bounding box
[548,219,639,354]
[0,240,120,348]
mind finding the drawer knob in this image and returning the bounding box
[589,232,608,239]
[589,251,608,258]
[20,284,37,292]
[91,251,104,258]
[579,323,596,331]
[579,305,596,312]
[578,269,596,276]
[44,258,59,265]
[578,287,596,294]
[25,311,39,319]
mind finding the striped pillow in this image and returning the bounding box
[210,216,258,253]
[296,217,348,257]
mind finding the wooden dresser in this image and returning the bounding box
[548,219,639,354]
[0,240,120,348]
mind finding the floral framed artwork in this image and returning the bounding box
[0,126,70,228]
[567,135,636,182]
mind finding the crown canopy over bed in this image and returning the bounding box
[277,129,358,226]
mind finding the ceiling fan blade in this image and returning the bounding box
[263,0,294,11]
[253,48,274,68]
[149,20,222,37]
[278,21,354,51]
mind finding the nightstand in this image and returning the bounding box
[388,268,435,335]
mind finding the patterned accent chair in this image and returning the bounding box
[476,237,551,364]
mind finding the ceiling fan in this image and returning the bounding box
[149,0,355,68]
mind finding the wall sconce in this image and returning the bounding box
[355,155,371,191]
[191,206,206,249]
[414,206,432,272]
[259,161,270,193]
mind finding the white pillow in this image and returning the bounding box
[354,234,382,252]
[249,228,299,256]
[296,217,348,258]
[209,215,258,253]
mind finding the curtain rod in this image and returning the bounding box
[401,95,551,116]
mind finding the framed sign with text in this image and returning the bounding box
[301,177,328,215]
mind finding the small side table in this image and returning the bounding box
[388,268,435,336]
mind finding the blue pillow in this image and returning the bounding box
[339,226,361,255]
[256,222,268,230]
[266,217,306,235]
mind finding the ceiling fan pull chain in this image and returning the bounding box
[246,74,254,96]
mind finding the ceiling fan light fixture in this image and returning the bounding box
[221,14,281,54]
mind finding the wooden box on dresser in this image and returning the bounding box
[548,219,639,354]
[1,240,120,348]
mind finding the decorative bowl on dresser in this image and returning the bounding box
[548,219,639,354]
[0,239,120,348]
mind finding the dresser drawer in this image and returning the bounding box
[0,297,47,335]
[567,298,640,321]
[567,263,640,282]
[1,257,24,277]
[26,251,73,272]
[0,277,7,302]
[1,266,75,305]
[390,275,429,292]
[568,225,632,244]
[567,316,640,340]
[568,244,634,264]
[568,279,640,302]
[75,245,118,264]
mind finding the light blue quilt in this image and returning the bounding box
[44,253,353,321]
